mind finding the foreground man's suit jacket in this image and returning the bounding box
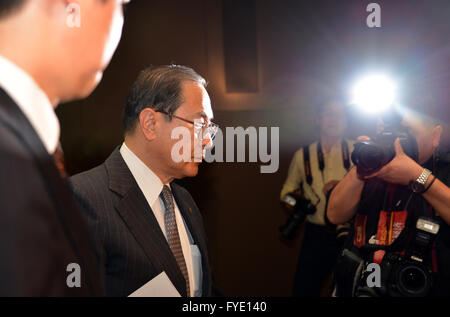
[70,148,213,297]
[0,88,104,296]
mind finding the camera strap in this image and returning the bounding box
[358,185,411,256]
[302,145,321,206]
[303,145,313,186]
[360,185,439,273]
[341,140,351,171]
[428,204,439,274]
[306,139,351,185]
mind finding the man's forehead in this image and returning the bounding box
[319,101,344,114]
[202,90,213,119]
[191,110,210,120]
[325,100,344,108]
[400,118,423,133]
[181,82,213,118]
[401,114,436,132]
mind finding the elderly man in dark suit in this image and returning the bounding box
[70,65,218,297]
[0,0,128,296]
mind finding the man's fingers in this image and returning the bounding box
[364,172,378,179]
[394,138,405,155]
[357,135,371,142]
[365,166,387,179]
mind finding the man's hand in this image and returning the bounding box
[365,138,423,185]
[323,180,340,196]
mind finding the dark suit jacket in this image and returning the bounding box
[70,148,213,297]
[0,88,104,296]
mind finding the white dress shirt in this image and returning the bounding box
[120,143,203,297]
[0,55,59,154]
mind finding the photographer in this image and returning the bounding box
[280,97,354,296]
[327,111,450,296]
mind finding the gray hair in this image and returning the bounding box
[122,65,206,134]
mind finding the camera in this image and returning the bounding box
[279,192,316,240]
[351,112,419,176]
[355,217,440,297]
[380,217,439,297]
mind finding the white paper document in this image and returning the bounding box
[128,272,181,297]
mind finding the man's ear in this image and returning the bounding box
[432,125,443,149]
[138,108,157,141]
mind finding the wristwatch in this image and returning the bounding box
[409,168,432,194]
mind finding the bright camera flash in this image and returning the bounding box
[352,75,396,113]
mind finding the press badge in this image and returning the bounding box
[353,213,368,248]
[373,210,408,264]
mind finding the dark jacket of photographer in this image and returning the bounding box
[339,148,450,296]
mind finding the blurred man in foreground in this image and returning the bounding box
[0,0,128,295]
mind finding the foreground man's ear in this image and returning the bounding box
[139,108,158,141]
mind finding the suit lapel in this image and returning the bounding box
[105,149,187,296]
[0,88,103,295]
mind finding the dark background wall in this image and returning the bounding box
[57,0,450,296]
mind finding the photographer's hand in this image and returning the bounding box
[365,138,423,185]
[365,139,450,225]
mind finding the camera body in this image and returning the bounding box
[279,192,316,240]
[355,217,440,297]
[351,125,419,176]
[351,109,419,176]
[379,252,433,297]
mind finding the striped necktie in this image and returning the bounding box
[53,144,67,179]
[160,185,190,297]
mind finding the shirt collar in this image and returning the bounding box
[319,139,343,153]
[0,55,59,154]
[120,142,165,206]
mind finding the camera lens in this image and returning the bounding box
[401,267,425,290]
[356,143,386,170]
[397,265,429,296]
[279,197,316,240]
[279,209,306,240]
[351,141,393,176]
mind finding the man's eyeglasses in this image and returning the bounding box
[155,110,219,140]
